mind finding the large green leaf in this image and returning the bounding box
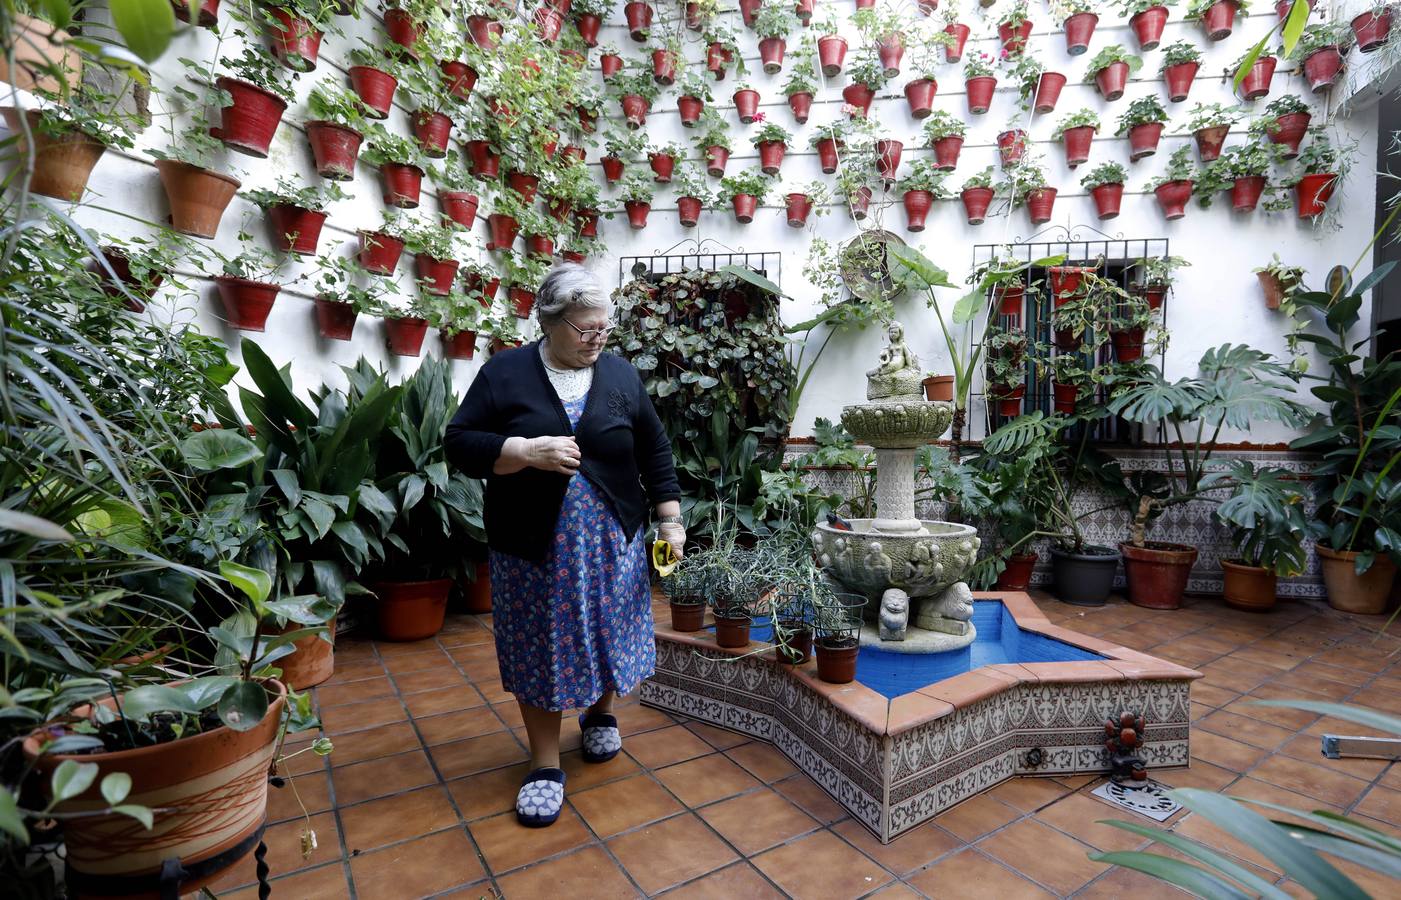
[240,339,314,431]
[109,0,176,64]
[0,509,73,541]
[50,760,98,803]
[180,429,262,472]
[717,264,787,298]
[1281,0,1310,55]
[1089,851,1253,899]
[886,243,955,290]
[121,684,201,720]
[0,788,27,843]
[1098,819,1289,897]
[216,682,269,732]
[219,560,273,608]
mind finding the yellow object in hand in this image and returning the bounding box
[652,539,679,577]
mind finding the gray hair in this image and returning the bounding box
[535,263,612,328]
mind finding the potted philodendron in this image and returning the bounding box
[214,236,287,332]
[1061,0,1100,55]
[308,253,397,340]
[784,180,830,228]
[403,220,462,297]
[209,45,297,158]
[960,166,997,223]
[1054,107,1101,169]
[305,81,368,180]
[1116,95,1168,160]
[924,110,968,169]
[719,168,773,224]
[697,111,734,176]
[1185,101,1243,161]
[1287,127,1345,218]
[897,159,950,232]
[1252,253,1303,309]
[1085,44,1141,101]
[674,163,713,227]
[676,71,713,125]
[619,171,656,228]
[963,51,998,114]
[647,141,684,182]
[1186,0,1246,42]
[1257,94,1312,158]
[782,55,818,122]
[984,326,1029,417]
[1081,161,1127,219]
[362,125,428,209]
[1146,146,1197,219]
[1196,143,1276,212]
[1292,22,1346,93]
[754,1,798,73]
[1159,40,1202,102]
[246,178,349,255]
[429,156,481,230]
[1118,0,1176,50]
[751,121,792,175]
[4,83,139,203]
[1213,462,1309,611]
[1232,47,1278,101]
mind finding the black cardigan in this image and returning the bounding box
[444,342,681,561]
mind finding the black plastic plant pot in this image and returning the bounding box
[1050,545,1122,607]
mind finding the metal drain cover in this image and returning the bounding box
[1091,779,1182,822]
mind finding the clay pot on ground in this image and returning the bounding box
[1221,560,1278,611]
[1090,182,1124,219]
[358,230,404,274]
[439,191,479,230]
[785,193,813,227]
[1237,56,1277,101]
[944,23,970,61]
[1121,542,1198,610]
[1194,124,1230,162]
[1064,12,1097,55]
[380,163,424,208]
[156,160,240,239]
[922,374,954,401]
[412,111,453,158]
[624,200,651,229]
[1302,47,1343,93]
[1129,122,1164,160]
[3,109,105,202]
[1034,72,1067,113]
[705,145,730,176]
[818,34,847,75]
[787,90,812,123]
[903,190,934,231]
[212,77,286,157]
[1295,173,1337,218]
[267,204,326,255]
[678,195,703,227]
[961,187,994,224]
[305,121,363,180]
[714,610,751,648]
[1163,62,1198,102]
[1267,112,1311,158]
[384,316,430,357]
[459,561,491,612]
[375,578,450,640]
[731,193,759,223]
[815,637,858,683]
[733,88,760,122]
[995,552,1039,590]
[1317,545,1396,614]
[1154,180,1194,219]
[349,65,397,118]
[314,298,357,340]
[214,276,280,331]
[1051,545,1121,606]
[274,620,335,689]
[1232,176,1266,212]
[1130,6,1170,50]
[1094,61,1130,101]
[1199,0,1239,41]
[1026,187,1057,224]
[670,599,705,632]
[933,135,964,169]
[1062,126,1094,168]
[268,9,323,71]
[1352,9,1395,52]
[966,76,996,114]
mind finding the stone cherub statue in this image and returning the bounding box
[865,321,924,401]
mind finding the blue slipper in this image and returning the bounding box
[579,712,622,763]
[516,767,566,828]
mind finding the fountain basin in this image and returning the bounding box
[813,520,979,599]
[841,399,953,447]
[642,591,1200,843]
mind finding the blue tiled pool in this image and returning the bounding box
[743,600,1103,700]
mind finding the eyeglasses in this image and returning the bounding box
[562,317,615,343]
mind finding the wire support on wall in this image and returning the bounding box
[617,238,781,286]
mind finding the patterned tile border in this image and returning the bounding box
[642,592,1199,843]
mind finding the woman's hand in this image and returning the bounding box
[526,436,581,475]
[658,521,686,559]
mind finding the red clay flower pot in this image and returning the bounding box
[576,12,601,46]
[1052,381,1079,414]
[1026,187,1057,224]
[414,254,459,296]
[1090,182,1124,219]
[818,34,847,76]
[215,276,279,331]
[213,77,286,158]
[624,1,652,41]
[267,204,326,255]
[1062,125,1094,168]
[878,34,904,76]
[739,0,761,25]
[621,94,650,127]
[649,152,676,181]
[1231,175,1265,212]
[904,78,937,118]
[358,230,404,274]
[1163,62,1198,102]
[902,190,934,231]
[349,66,397,119]
[875,139,903,181]
[923,374,955,401]
[759,37,786,73]
[1129,6,1169,51]
[173,0,220,26]
[600,52,623,79]
[732,193,758,223]
[706,145,730,176]
[1194,124,1229,162]
[1064,12,1097,55]
[510,287,536,318]
[677,195,702,227]
[624,200,650,229]
[678,94,704,125]
[507,171,539,203]
[1237,56,1276,100]
[992,384,1025,417]
[733,88,760,123]
[815,137,842,173]
[1140,283,1168,310]
[467,15,502,49]
[933,135,964,170]
[849,185,873,220]
[374,578,449,639]
[1034,72,1066,113]
[995,552,1039,590]
[962,186,993,224]
[380,163,423,209]
[652,47,677,84]
[1094,61,1129,101]
[575,209,599,237]
[441,330,477,359]
[486,213,519,251]
[796,0,814,22]
[155,160,240,238]
[1295,172,1337,218]
[466,140,500,177]
[384,316,429,357]
[314,298,357,341]
[439,191,479,230]
[92,247,162,311]
[842,83,875,116]
[1153,180,1193,219]
[706,42,732,79]
[1303,47,1343,93]
[534,5,565,42]
[1111,326,1146,361]
[1274,0,1309,19]
[305,121,362,180]
[997,129,1027,166]
[1353,10,1394,52]
[1269,111,1311,158]
[997,20,1032,55]
[944,23,970,61]
[412,111,452,158]
[601,156,624,183]
[384,8,424,57]
[440,61,477,101]
[916,0,939,13]
[994,283,1025,316]
[1200,0,1238,41]
[785,192,813,227]
[757,140,786,174]
[1128,122,1163,160]
[966,76,996,114]
[563,143,586,163]
[1221,559,1277,611]
[268,9,322,71]
[1121,542,1197,610]
[525,233,553,259]
[787,91,813,123]
[815,640,858,684]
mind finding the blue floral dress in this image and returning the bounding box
[489,393,656,711]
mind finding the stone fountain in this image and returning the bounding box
[811,323,981,652]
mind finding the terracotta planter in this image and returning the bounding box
[670,601,705,632]
[1094,61,1129,101]
[961,186,994,224]
[375,578,449,640]
[439,191,479,230]
[705,145,730,176]
[1049,265,1093,300]
[268,9,322,71]
[933,135,964,169]
[1052,545,1120,606]
[944,23,970,61]
[314,298,357,340]
[214,276,279,331]
[1295,173,1337,218]
[576,11,602,46]
[1111,326,1146,362]
[1121,542,1197,610]
[155,160,240,239]
[1128,122,1164,160]
[787,91,812,123]
[441,329,477,360]
[24,681,287,895]
[739,0,761,25]
[1269,112,1311,158]
[1194,124,1230,162]
[439,60,477,102]
[1231,175,1266,212]
[756,141,786,175]
[576,210,599,237]
[624,1,653,41]
[507,171,540,203]
[1130,6,1169,50]
[1034,72,1067,113]
[349,65,397,119]
[731,193,758,223]
[733,88,760,123]
[1163,62,1198,102]
[705,43,729,78]
[923,374,954,401]
[917,0,939,13]
[1200,0,1238,41]
[678,94,704,125]
[358,230,404,274]
[1154,180,1193,219]
[305,121,362,180]
[1237,56,1277,100]
[467,15,502,49]
[1090,182,1124,219]
[815,639,858,684]
[772,626,813,665]
[818,34,847,76]
[785,193,813,227]
[878,34,904,76]
[714,611,751,648]
[759,37,786,74]
[991,384,1025,417]
[995,552,1039,590]
[997,129,1028,166]
[384,8,424,57]
[875,139,903,181]
[1052,381,1079,414]
[525,234,553,260]
[92,247,163,311]
[486,213,519,252]
[510,287,536,318]
[489,337,522,354]
[994,282,1025,316]
[997,19,1032,54]
[1257,270,1294,309]
[904,78,937,118]
[212,77,286,158]
[275,621,335,690]
[600,52,623,79]
[624,200,651,229]
[460,561,491,613]
[465,140,501,178]
[815,138,842,173]
[841,83,874,116]
[412,110,452,158]
[652,47,677,84]
[848,185,873,220]
[384,316,429,357]
[966,76,996,114]
[601,155,625,183]
[1352,10,1394,52]
[267,204,326,255]
[902,190,934,231]
[1221,560,1278,611]
[535,5,565,41]
[621,94,650,128]
[1026,187,1057,224]
[796,0,815,22]
[414,254,459,296]
[1317,545,1397,614]
[380,162,424,208]
[1064,12,1098,55]
[6,111,105,202]
[678,195,703,227]
[1302,47,1343,93]
[1,14,82,96]
[1140,284,1167,310]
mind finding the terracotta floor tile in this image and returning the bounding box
[330,749,437,806]
[571,773,685,837]
[905,848,1055,899]
[492,698,526,729]
[558,747,642,790]
[660,862,786,900]
[379,648,448,674]
[614,702,679,736]
[339,785,460,853]
[1035,792,1159,852]
[1247,754,1369,807]
[1306,713,1395,740]
[1231,685,1329,730]
[475,678,514,703]
[415,705,506,746]
[654,753,763,807]
[394,665,471,694]
[324,720,420,766]
[752,829,892,899]
[1171,812,1281,875]
[495,845,638,898]
[470,806,595,874]
[278,738,328,776]
[268,769,332,823]
[698,788,820,856]
[1190,730,1271,773]
[220,861,350,899]
[725,741,799,782]
[685,721,750,750]
[623,724,714,769]
[430,730,528,779]
[1075,865,1192,898]
[607,812,739,895]
[833,818,964,876]
[404,684,485,718]
[1355,785,1401,823]
[447,762,533,821]
[1229,645,1306,671]
[374,637,441,657]
[1197,710,1297,751]
[319,696,408,735]
[316,675,394,708]
[207,812,340,891]
[1345,684,1401,716]
[1198,658,1283,694]
[931,793,1022,842]
[986,776,1071,813]
[1191,682,1243,710]
[348,826,485,897]
[773,773,848,824]
[1151,760,1239,792]
[323,658,386,686]
[977,818,1105,895]
[1292,660,1371,688]
[1226,777,1343,827]
[1277,733,1390,779]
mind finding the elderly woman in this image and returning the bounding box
[445,263,684,828]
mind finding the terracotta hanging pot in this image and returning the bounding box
[349,65,397,118]
[1194,124,1230,162]
[465,140,500,178]
[649,152,676,181]
[759,37,786,74]
[1257,270,1294,309]
[1128,122,1163,160]
[1129,6,1169,50]
[600,52,623,78]
[414,254,459,296]
[997,129,1028,166]
[601,156,624,183]
[1237,56,1277,100]
[733,88,760,123]
[412,110,452,158]
[467,14,502,49]
[215,276,280,331]
[932,135,964,169]
[1090,182,1124,219]
[902,190,934,231]
[916,0,939,13]
[507,171,539,202]
[738,0,761,25]
[1268,111,1311,158]
[785,192,813,227]
[922,374,954,401]
[1062,125,1095,168]
[796,0,815,22]
[1026,187,1057,224]
[620,94,650,128]
[375,578,449,639]
[848,185,873,220]
[1094,61,1130,101]
[875,139,903,181]
[1302,46,1343,93]
[677,195,702,227]
[1034,72,1067,113]
[5,110,105,202]
[525,233,553,259]
[575,11,601,45]
[91,246,163,311]
[757,140,786,174]
[384,315,430,357]
[440,60,477,100]
[358,230,404,274]
[1049,265,1093,300]
[1352,9,1395,52]
[997,20,1032,54]
[441,329,477,360]
[1052,381,1079,414]
[575,209,599,237]
[380,162,423,208]
[678,94,704,125]
[1110,326,1146,361]
[818,34,847,75]
[961,186,994,224]
[314,297,358,340]
[1063,12,1097,55]
[1154,180,1193,219]
[267,204,326,255]
[155,160,240,239]
[944,23,970,61]
[624,1,653,41]
[994,282,1025,316]
[534,5,565,42]
[624,200,651,229]
[212,77,286,158]
[731,193,758,223]
[787,90,812,123]
[1221,560,1278,611]
[878,34,904,76]
[815,137,841,173]
[992,383,1025,417]
[1121,542,1197,610]
[305,121,362,180]
[384,8,425,57]
[904,78,937,118]
[705,145,730,176]
[841,82,875,117]
[1199,0,1239,41]
[1295,172,1337,218]
[268,9,322,71]
[510,286,536,318]
[652,47,677,84]
[486,213,519,251]
[172,0,220,27]
[1317,545,1396,614]
[439,191,479,230]
[966,76,996,114]
[1231,175,1265,212]
[1163,62,1198,102]
[995,553,1039,590]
